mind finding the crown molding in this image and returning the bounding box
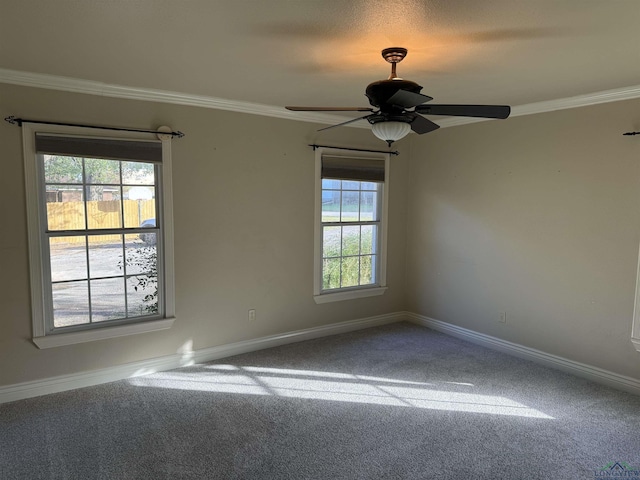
[436,84,640,128]
[0,67,367,128]
[1,68,639,129]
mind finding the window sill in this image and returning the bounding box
[32,317,175,349]
[314,286,387,304]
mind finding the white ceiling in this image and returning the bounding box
[1,0,639,125]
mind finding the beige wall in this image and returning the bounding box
[0,83,408,386]
[406,98,640,379]
[2,81,639,388]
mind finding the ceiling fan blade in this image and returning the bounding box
[408,113,440,134]
[286,106,375,112]
[387,90,433,108]
[415,104,511,119]
[317,113,374,132]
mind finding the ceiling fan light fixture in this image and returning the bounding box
[285,48,511,140]
[371,121,411,146]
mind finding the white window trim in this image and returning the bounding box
[313,147,389,304]
[631,241,640,352]
[22,123,176,348]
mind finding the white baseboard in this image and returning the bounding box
[405,312,640,396]
[190,312,402,364]
[0,312,403,404]
[4,311,639,404]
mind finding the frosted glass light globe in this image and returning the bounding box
[371,121,411,145]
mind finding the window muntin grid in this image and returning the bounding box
[41,154,162,331]
[321,179,381,291]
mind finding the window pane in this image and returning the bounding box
[86,192,122,229]
[88,235,123,279]
[341,191,359,222]
[50,237,87,282]
[46,186,85,231]
[323,258,341,290]
[127,275,158,316]
[52,281,90,328]
[123,187,155,228]
[44,155,83,184]
[322,179,341,190]
[321,190,340,223]
[341,256,360,287]
[84,158,120,184]
[122,162,155,185]
[124,185,155,201]
[360,255,375,285]
[342,180,359,190]
[361,181,378,191]
[90,277,126,322]
[86,185,121,201]
[124,238,157,276]
[322,226,341,258]
[360,225,376,255]
[360,191,377,221]
[137,229,157,246]
[342,225,360,256]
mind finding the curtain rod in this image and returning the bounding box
[309,144,399,156]
[4,116,185,138]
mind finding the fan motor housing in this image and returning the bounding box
[366,113,413,125]
[366,79,423,111]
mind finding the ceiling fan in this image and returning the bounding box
[286,47,511,146]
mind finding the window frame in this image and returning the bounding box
[22,123,175,348]
[313,147,389,304]
[631,242,640,352]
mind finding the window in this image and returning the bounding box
[22,124,175,348]
[314,148,389,303]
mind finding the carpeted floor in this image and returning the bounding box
[1,322,639,479]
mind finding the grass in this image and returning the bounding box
[322,226,375,290]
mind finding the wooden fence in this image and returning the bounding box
[48,199,155,244]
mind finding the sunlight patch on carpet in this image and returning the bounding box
[128,365,553,419]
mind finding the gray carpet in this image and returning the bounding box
[2,322,640,479]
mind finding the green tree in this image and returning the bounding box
[44,155,153,200]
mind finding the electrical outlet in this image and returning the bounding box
[248,309,256,321]
[499,312,507,324]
